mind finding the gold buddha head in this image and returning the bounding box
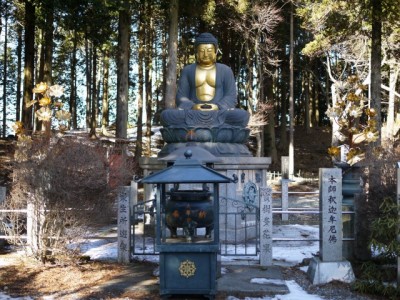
[194,33,218,67]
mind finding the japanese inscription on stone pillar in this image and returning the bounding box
[319,168,342,262]
[117,186,131,264]
[260,186,273,266]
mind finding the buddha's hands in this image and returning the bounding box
[192,103,219,111]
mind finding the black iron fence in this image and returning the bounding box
[131,178,358,262]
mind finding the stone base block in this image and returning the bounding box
[307,257,355,285]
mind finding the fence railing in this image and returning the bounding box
[130,191,359,260]
[131,196,261,257]
[267,171,318,184]
[131,199,157,256]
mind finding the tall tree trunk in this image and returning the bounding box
[96,55,101,125]
[101,48,110,134]
[326,57,341,147]
[154,30,166,125]
[312,72,319,127]
[116,3,130,139]
[2,1,8,137]
[356,0,383,262]
[135,10,144,158]
[264,74,278,163]
[34,28,44,133]
[85,37,92,130]
[89,47,98,138]
[325,68,330,122]
[43,1,53,85]
[69,30,78,129]
[164,0,178,109]
[145,4,154,156]
[22,0,35,132]
[37,29,44,83]
[288,3,294,178]
[370,0,382,145]
[304,71,310,134]
[35,1,53,134]
[245,41,254,114]
[16,23,22,122]
[386,64,399,140]
[279,64,288,151]
[255,39,264,157]
[330,83,340,147]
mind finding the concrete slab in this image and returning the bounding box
[307,257,355,285]
[218,265,289,297]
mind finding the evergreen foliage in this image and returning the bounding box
[353,197,400,299]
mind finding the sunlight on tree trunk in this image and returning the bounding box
[164,0,178,109]
[370,0,382,146]
[135,8,145,158]
[22,0,35,132]
[386,65,399,140]
[101,49,110,135]
[69,30,78,129]
[2,1,8,137]
[145,2,154,156]
[43,1,53,86]
[116,3,130,139]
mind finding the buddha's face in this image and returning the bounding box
[196,44,217,67]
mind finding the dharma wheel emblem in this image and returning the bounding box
[179,259,196,278]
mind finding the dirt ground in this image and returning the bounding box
[0,249,161,300]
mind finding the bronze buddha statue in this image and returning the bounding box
[159,33,251,157]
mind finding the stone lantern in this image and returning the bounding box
[141,150,232,299]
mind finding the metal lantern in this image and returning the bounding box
[141,149,232,299]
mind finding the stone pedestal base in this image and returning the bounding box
[307,257,355,285]
[158,142,252,158]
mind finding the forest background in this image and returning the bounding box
[0,0,399,165]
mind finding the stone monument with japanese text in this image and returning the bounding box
[307,168,355,284]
